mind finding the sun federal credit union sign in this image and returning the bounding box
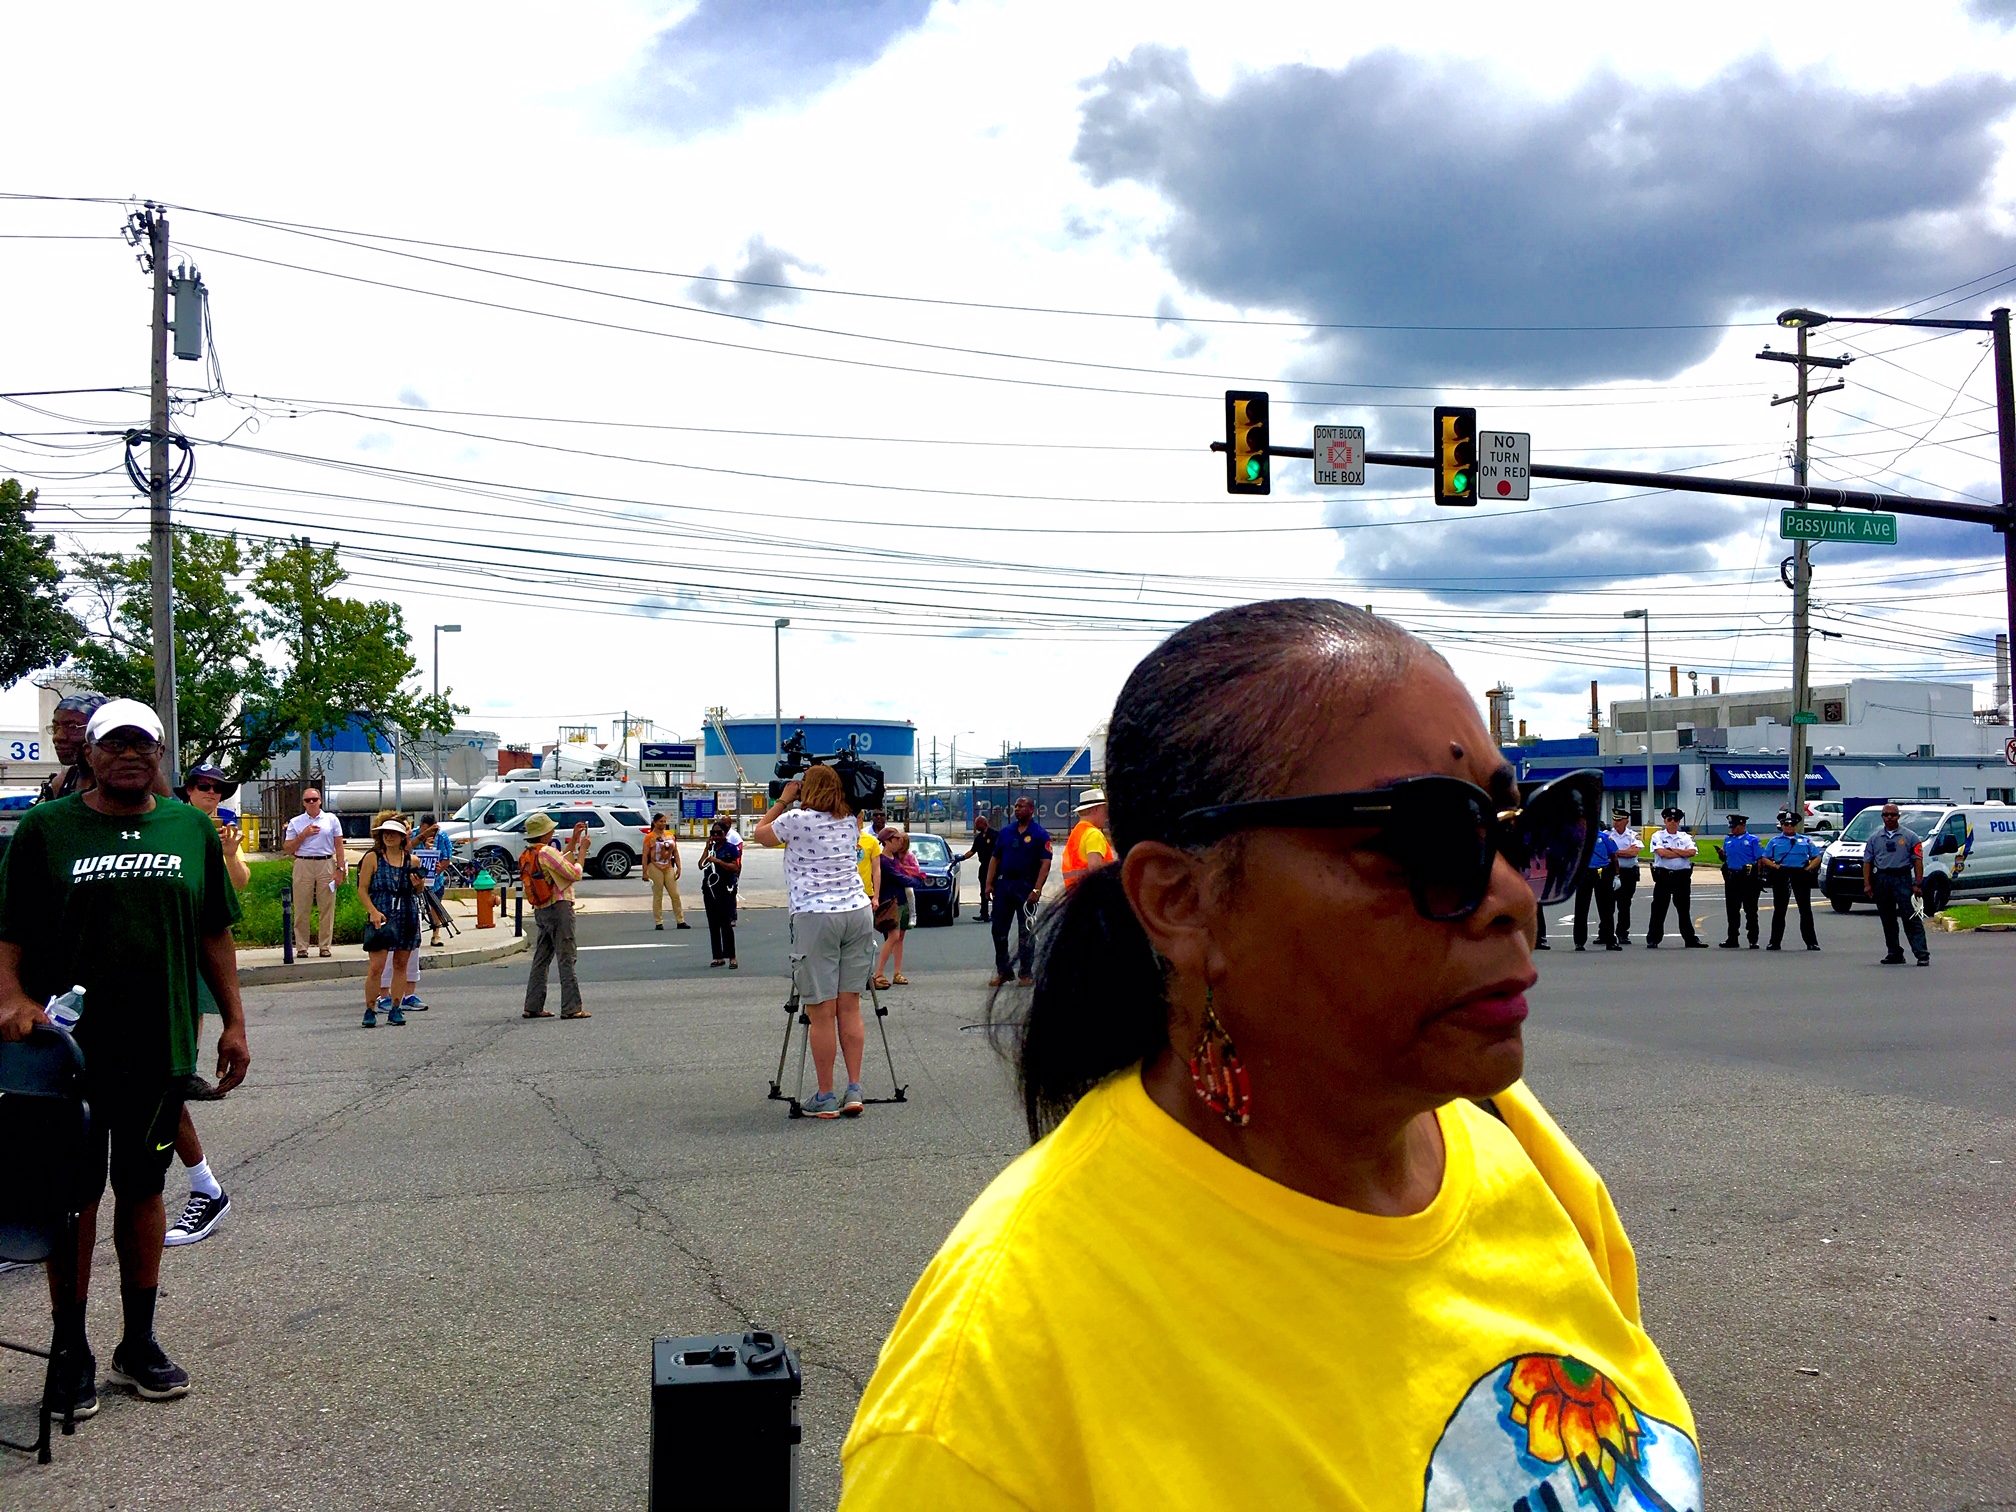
[1779,508,1897,545]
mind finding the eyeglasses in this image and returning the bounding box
[1174,770,1605,921]
[190,780,227,794]
[94,733,162,757]
[303,796,322,804]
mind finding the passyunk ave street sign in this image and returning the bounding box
[1780,508,1897,544]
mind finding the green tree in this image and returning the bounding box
[250,537,461,781]
[68,530,280,778]
[0,478,81,685]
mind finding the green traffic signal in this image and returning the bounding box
[1452,471,1470,494]
[1244,457,1261,482]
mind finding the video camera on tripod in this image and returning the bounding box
[768,728,886,815]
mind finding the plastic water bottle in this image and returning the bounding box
[46,984,86,1031]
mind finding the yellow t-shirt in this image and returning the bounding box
[856,827,883,898]
[841,1071,1698,1511]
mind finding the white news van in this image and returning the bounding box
[1821,801,2016,913]
[449,772,656,830]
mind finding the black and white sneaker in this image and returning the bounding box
[44,1345,98,1421]
[164,1190,230,1247]
[108,1338,190,1400]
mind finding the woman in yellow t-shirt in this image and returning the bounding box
[841,600,1699,1511]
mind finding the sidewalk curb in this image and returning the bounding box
[239,932,531,986]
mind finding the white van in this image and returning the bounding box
[449,774,655,831]
[1821,802,2016,913]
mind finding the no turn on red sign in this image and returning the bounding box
[1475,431,1531,500]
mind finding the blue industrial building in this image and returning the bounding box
[986,746,1094,779]
[701,716,917,786]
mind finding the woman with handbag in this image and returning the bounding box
[357,812,425,1028]
[874,828,926,989]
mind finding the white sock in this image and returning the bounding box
[186,1158,222,1200]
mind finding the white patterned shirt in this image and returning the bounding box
[772,808,872,914]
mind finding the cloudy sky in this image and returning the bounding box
[6,0,2016,769]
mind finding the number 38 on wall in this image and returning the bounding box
[8,741,45,761]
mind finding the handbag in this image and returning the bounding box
[873,896,900,936]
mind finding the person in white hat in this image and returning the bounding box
[1061,788,1113,893]
[357,811,426,1028]
[0,697,248,1412]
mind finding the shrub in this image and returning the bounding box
[235,856,369,946]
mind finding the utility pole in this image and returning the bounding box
[1624,611,1652,823]
[145,207,179,785]
[1757,326,1850,824]
[773,618,790,768]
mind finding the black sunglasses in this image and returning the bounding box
[1174,770,1606,921]
[94,732,162,756]
[190,780,227,794]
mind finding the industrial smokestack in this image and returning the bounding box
[1711,676,1720,696]
[1589,680,1600,733]
[1999,634,2011,723]
[1668,665,1679,697]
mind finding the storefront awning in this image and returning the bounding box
[1526,764,1677,791]
[1710,763,1839,792]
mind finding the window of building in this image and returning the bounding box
[1712,787,1743,811]
[1989,788,2014,804]
[1917,786,1941,801]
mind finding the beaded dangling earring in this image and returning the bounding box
[1187,985,1252,1128]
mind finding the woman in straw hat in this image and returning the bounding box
[357,810,425,1028]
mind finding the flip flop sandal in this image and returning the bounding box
[522,1008,555,1019]
[892,974,910,985]
[873,975,892,990]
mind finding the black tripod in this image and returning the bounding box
[767,976,908,1118]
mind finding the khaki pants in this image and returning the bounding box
[292,853,340,950]
[526,901,583,1015]
[644,863,685,925]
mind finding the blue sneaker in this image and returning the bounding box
[803,1090,842,1119]
[841,1083,865,1116]
[387,1002,407,1026]
[361,1004,378,1028]
[399,994,427,1012]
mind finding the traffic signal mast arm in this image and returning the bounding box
[1207,441,2001,528]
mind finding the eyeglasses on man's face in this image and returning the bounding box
[94,733,162,757]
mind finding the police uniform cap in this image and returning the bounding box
[1776,810,1799,825]
[1726,813,1747,825]
[1660,806,1685,821]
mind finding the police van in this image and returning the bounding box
[1821,801,2016,913]
[447,773,655,830]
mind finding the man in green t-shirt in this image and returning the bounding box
[0,699,248,1418]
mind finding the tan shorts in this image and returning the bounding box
[788,907,877,1002]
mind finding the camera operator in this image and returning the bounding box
[755,764,876,1119]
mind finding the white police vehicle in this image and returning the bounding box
[1821,801,2016,914]
[452,802,655,881]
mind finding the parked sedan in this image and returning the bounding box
[905,832,963,924]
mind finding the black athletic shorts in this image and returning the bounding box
[81,1074,186,1205]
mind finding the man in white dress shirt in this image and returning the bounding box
[1607,807,1643,945]
[1644,806,1706,949]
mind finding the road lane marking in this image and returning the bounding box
[577,943,692,951]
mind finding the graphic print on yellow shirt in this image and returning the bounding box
[1425,1351,1698,1509]
[840,1071,1699,1512]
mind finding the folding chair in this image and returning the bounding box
[0,1026,91,1463]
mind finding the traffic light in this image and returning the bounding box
[1225,390,1270,495]
[1433,406,1476,506]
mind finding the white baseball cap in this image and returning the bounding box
[85,698,164,745]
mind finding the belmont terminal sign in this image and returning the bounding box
[1780,508,1898,545]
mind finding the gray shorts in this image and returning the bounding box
[789,906,877,1003]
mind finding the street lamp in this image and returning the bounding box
[1623,610,1653,824]
[434,624,460,827]
[773,618,791,769]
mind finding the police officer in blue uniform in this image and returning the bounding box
[1573,820,1621,951]
[1718,813,1764,949]
[1762,808,1823,951]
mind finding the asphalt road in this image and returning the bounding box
[2,893,2009,1510]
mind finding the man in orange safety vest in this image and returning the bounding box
[1061,789,1113,892]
